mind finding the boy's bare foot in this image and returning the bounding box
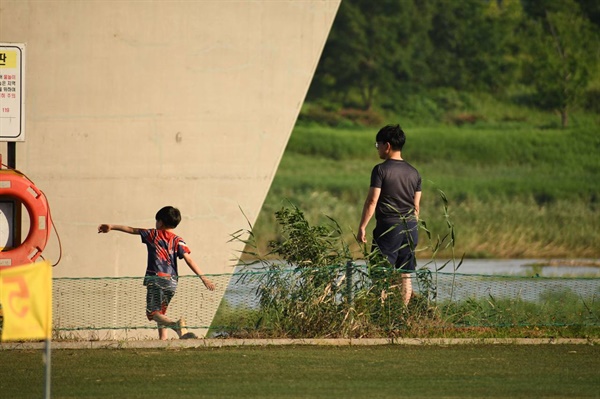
[176,317,188,337]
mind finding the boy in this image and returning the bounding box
[98,206,215,340]
[357,124,421,306]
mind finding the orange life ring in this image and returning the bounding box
[0,169,51,266]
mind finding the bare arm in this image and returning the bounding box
[182,252,215,291]
[97,224,141,235]
[414,191,422,220]
[357,187,381,243]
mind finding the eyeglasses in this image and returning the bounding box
[374,142,379,149]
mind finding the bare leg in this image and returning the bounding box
[152,313,187,339]
[158,327,168,340]
[401,273,412,306]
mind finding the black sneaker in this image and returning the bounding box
[180,332,198,339]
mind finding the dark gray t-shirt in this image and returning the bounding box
[370,159,421,222]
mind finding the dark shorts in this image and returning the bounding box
[372,218,418,271]
[144,275,177,321]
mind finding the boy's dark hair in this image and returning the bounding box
[376,124,406,151]
[155,206,181,228]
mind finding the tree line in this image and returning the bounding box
[307,0,599,127]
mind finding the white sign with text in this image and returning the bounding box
[0,43,25,142]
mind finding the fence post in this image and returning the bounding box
[345,261,354,327]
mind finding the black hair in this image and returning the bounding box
[155,206,181,228]
[376,124,406,151]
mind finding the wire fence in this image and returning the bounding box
[48,263,600,339]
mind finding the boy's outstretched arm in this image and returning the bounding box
[182,253,216,291]
[97,224,141,235]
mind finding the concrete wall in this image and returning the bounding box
[0,0,340,337]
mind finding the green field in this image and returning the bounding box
[251,115,600,260]
[1,345,598,398]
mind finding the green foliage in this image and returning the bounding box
[583,87,600,113]
[522,0,599,126]
[208,299,262,338]
[425,0,523,91]
[297,104,384,127]
[444,288,600,328]
[233,204,357,337]
[310,0,435,110]
[306,0,600,122]
[283,125,372,160]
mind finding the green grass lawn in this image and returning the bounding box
[2,345,598,398]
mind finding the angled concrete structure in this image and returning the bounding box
[0,0,340,338]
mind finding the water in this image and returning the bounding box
[232,259,600,277]
[420,258,600,277]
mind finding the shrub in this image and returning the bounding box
[338,108,384,127]
[444,112,486,126]
[298,104,384,127]
[583,87,600,113]
[298,105,343,127]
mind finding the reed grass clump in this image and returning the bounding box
[218,197,600,339]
